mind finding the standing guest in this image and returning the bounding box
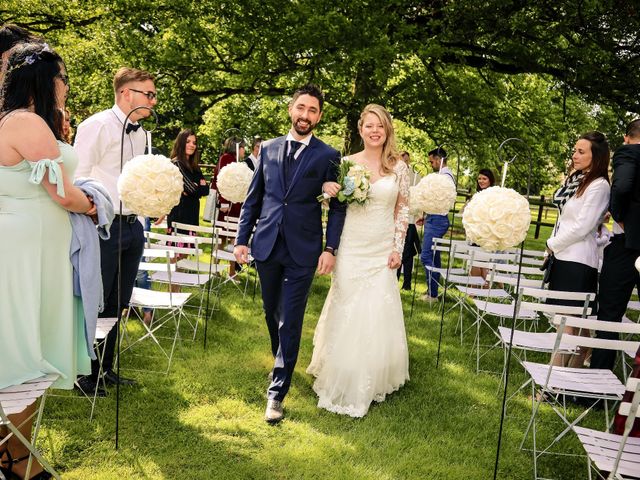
[234,84,346,423]
[546,131,610,368]
[419,148,455,302]
[74,67,157,394]
[212,136,245,221]
[469,168,496,279]
[0,42,94,480]
[397,151,422,290]
[476,168,495,192]
[590,120,640,370]
[165,129,209,232]
[0,24,41,76]
[245,135,262,171]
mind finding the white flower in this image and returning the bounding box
[117,154,183,217]
[217,162,253,203]
[462,186,531,251]
[409,173,456,215]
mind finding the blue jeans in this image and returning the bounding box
[420,214,450,298]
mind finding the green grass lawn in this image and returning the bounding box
[36,219,609,480]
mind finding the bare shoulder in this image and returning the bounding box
[3,110,48,130]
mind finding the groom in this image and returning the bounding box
[234,84,346,423]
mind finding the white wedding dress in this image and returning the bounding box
[307,159,410,417]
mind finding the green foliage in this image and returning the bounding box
[2,0,638,188]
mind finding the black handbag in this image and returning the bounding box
[540,253,555,284]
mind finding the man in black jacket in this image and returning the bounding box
[590,119,640,370]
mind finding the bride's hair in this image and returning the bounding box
[358,104,400,176]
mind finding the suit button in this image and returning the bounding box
[284,202,288,206]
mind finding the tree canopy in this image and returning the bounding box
[2,0,638,193]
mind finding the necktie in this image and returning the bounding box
[126,123,140,134]
[285,140,302,188]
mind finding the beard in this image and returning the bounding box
[292,117,317,136]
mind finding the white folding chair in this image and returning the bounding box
[520,315,640,479]
[121,249,192,374]
[573,377,640,479]
[0,375,60,479]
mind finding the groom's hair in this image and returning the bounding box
[428,147,447,161]
[291,84,324,111]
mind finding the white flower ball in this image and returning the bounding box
[462,186,531,251]
[117,154,183,217]
[410,173,456,215]
[217,162,253,203]
[635,256,640,274]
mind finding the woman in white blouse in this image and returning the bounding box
[546,131,610,367]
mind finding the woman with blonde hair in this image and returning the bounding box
[307,103,410,417]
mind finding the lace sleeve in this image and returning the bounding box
[393,161,410,254]
[29,157,65,197]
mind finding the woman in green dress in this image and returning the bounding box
[0,43,95,479]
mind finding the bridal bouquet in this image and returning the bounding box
[217,162,253,203]
[462,186,531,251]
[118,154,183,217]
[317,159,371,205]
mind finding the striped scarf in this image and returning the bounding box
[552,171,584,214]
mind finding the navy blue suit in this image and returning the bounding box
[236,135,346,401]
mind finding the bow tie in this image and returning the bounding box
[125,123,140,134]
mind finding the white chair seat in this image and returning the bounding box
[472,300,537,319]
[129,287,191,308]
[447,274,487,286]
[573,426,640,478]
[456,285,510,298]
[425,266,466,276]
[0,374,58,416]
[151,271,211,286]
[95,317,117,340]
[522,361,625,397]
[497,326,576,354]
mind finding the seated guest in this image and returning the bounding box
[245,135,261,171]
[545,131,610,368]
[469,168,496,279]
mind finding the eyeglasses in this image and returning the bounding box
[56,73,69,86]
[128,88,157,100]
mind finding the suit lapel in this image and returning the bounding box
[275,138,286,194]
[285,136,317,197]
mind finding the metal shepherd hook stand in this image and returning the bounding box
[409,143,463,324]
[421,142,463,369]
[491,137,533,479]
[115,105,158,449]
[202,128,246,350]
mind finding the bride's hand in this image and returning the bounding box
[387,251,401,270]
[322,182,341,198]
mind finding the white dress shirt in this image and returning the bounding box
[74,105,147,215]
[285,132,312,159]
[547,177,610,269]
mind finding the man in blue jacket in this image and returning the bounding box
[234,84,346,423]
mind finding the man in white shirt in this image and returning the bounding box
[245,135,261,171]
[419,148,455,302]
[74,67,157,394]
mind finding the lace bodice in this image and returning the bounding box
[340,159,410,255]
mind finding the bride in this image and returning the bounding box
[307,103,410,417]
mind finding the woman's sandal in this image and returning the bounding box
[0,450,52,479]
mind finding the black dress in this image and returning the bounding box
[167,161,210,230]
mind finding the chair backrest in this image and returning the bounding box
[551,315,640,354]
[492,273,544,289]
[171,221,216,236]
[518,287,594,318]
[139,248,176,273]
[145,231,203,255]
[610,378,640,478]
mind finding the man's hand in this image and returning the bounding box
[234,245,250,264]
[317,251,336,275]
[322,181,341,198]
[415,217,424,226]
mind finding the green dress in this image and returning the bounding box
[0,141,91,390]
